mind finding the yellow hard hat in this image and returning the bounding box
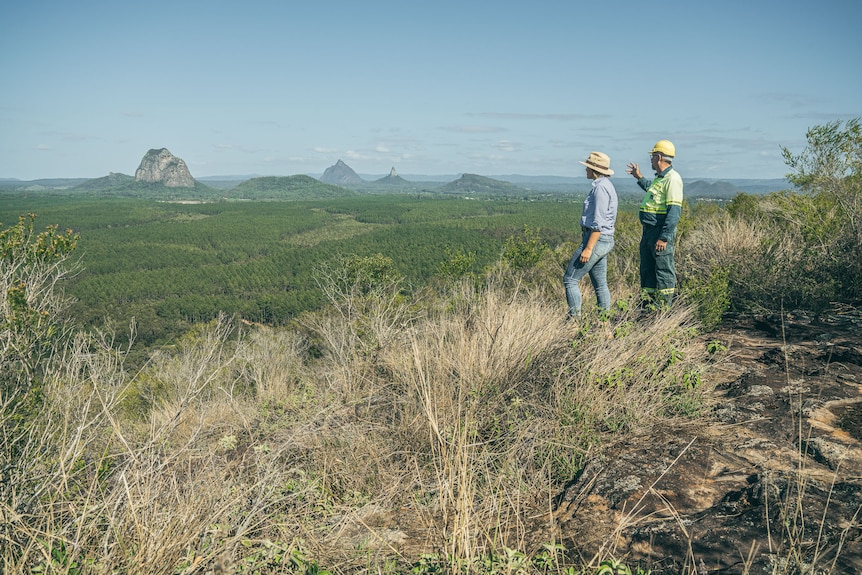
[650,140,676,157]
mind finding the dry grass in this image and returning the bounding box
[3,269,718,574]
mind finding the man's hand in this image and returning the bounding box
[656,239,668,252]
[626,162,642,179]
[579,246,593,264]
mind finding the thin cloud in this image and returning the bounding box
[469,112,606,121]
[345,150,372,161]
[759,92,822,109]
[439,125,506,134]
[59,132,99,142]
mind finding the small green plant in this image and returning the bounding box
[411,553,445,575]
[614,320,634,339]
[595,558,650,575]
[666,345,683,367]
[706,339,727,354]
[681,368,702,389]
[682,265,730,330]
[532,543,567,573]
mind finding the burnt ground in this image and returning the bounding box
[330,308,861,574]
[549,307,862,574]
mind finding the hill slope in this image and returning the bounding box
[229,175,355,199]
[439,173,528,196]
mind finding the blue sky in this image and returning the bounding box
[2,0,860,181]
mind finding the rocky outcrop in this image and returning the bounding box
[135,148,196,188]
[320,159,363,185]
[375,166,409,185]
[546,310,862,574]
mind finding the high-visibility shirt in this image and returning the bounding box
[637,166,683,240]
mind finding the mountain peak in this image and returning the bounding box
[375,166,410,185]
[134,148,195,188]
[320,159,363,185]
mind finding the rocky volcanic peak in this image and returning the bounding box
[135,148,195,188]
[376,166,409,185]
[320,159,363,185]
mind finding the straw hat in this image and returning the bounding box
[579,151,614,176]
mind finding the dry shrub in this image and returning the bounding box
[681,212,770,269]
[679,211,798,321]
[236,325,308,406]
[3,270,715,574]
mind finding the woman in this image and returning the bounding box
[563,151,618,318]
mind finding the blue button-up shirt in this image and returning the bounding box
[581,176,618,235]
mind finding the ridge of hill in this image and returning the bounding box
[72,172,137,191]
[65,172,218,199]
[229,175,355,199]
[438,173,528,196]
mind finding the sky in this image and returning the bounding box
[1,0,860,181]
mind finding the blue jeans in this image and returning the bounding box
[563,232,614,317]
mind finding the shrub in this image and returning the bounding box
[782,118,862,303]
[692,118,862,313]
[1,214,79,448]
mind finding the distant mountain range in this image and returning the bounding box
[230,175,355,199]
[0,154,791,199]
[438,173,528,195]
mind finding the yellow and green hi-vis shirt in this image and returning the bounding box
[638,167,684,230]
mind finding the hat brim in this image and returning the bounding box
[579,160,614,176]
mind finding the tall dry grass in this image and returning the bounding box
[2,266,714,574]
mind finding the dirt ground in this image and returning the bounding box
[549,306,862,574]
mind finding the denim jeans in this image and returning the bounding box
[563,232,614,317]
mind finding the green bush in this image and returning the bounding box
[1,214,79,425]
[694,118,862,313]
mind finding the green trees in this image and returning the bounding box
[782,118,862,302]
[680,118,862,315]
[1,214,79,423]
[1,215,81,564]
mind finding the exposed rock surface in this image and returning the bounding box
[375,166,409,185]
[547,309,862,574]
[320,159,363,185]
[335,309,862,574]
[135,148,196,188]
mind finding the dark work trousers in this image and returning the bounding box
[639,223,676,306]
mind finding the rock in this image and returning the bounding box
[320,159,363,185]
[135,148,196,188]
[544,313,862,574]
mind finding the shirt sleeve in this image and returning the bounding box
[666,172,684,206]
[661,204,681,241]
[590,181,613,232]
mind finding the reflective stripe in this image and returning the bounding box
[640,168,683,214]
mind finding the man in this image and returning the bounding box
[564,151,618,318]
[626,140,683,307]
